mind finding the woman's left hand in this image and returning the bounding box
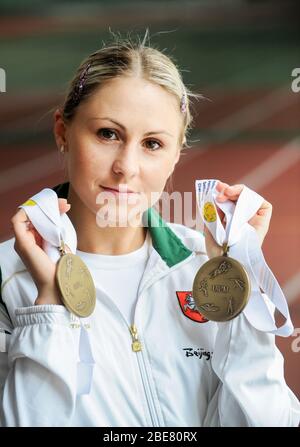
[204,181,273,258]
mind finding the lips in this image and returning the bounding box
[100,185,137,194]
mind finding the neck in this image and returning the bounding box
[66,184,147,255]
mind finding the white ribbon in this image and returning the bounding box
[18,188,77,261]
[19,188,95,394]
[195,179,294,337]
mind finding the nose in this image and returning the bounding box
[112,144,140,179]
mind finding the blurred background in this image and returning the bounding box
[0,0,299,401]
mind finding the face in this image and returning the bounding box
[55,75,183,226]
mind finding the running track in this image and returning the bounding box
[1,81,300,399]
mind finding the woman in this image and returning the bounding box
[0,34,299,427]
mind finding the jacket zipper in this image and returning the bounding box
[129,324,159,426]
[97,251,196,427]
[92,287,160,427]
[129,324,142,352]
[127,251,196,427]
[94,294,160,426]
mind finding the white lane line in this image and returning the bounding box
[237,137,300,190]
[209,86,296,133]
[0,151,63,195]
[283,271,300,305]
[181,84,298,166]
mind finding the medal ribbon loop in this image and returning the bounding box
[19,188,77,261]
[19,188,95,394]
[195,179,294,337]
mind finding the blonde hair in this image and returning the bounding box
[61,29,203,149]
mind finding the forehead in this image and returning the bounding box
[80,76,182,131]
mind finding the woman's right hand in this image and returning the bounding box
[11,198,71,306]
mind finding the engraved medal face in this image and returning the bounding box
[192,256,251,322]
[56,253,96,318]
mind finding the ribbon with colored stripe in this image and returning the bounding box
[195,179,294,337]
[19,188,95,394]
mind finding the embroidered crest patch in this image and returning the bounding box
[176,291,208,323]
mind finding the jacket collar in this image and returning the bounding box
[52,182,192,268]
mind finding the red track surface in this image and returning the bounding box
[1,88,300,401]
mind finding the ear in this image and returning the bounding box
[53,109,68,151]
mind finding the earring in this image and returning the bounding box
[60,145,65,153]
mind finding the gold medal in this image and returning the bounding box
[192,245,250,322]
[55,240,96,318]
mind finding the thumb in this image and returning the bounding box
[57,199,72,253]
[58,198,71,215]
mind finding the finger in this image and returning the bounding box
[258,200,272,210]
[216,184,244,202]
[61,203,71,214]
[11,208,32,243]
[64,244,72,253]
[12,207,29,223]
[216,181,229,193]
[58,199,71,215]
[11,209,43,253]
[13,200,70,223]
[254,200,272,215]
[11,210,55,278]
[215,181,230,203]
[216,207,225,224]
[257,201,272,217]
[32,227,43,248]
[225,184,244,196]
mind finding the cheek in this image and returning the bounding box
[67,144,107,182]
[67,151,90,184]
[143,158,174,194]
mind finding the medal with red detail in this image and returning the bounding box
[176,291,208,323]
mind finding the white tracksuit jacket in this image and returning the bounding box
[0,182,299,427]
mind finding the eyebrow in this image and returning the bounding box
[89,117,174,138]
